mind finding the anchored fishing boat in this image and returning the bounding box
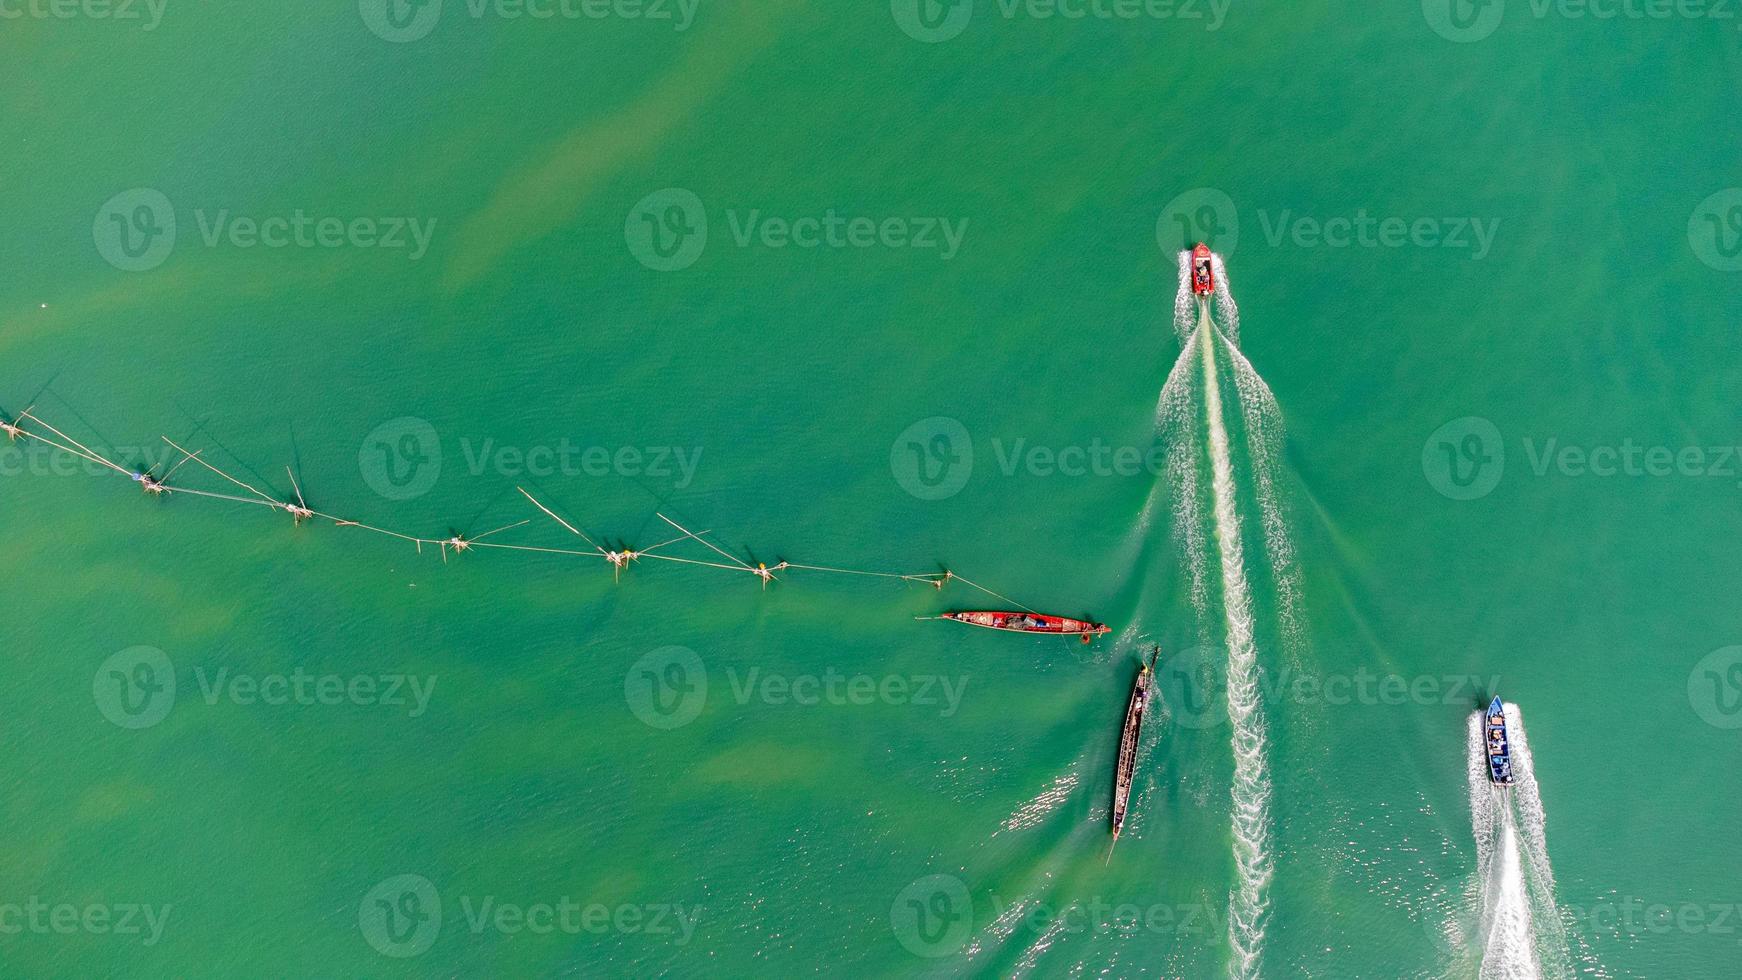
[1190,242,1215,296]
[1485,696,1514,786]
[1111,647,1160,846]
[934,610,1111,644]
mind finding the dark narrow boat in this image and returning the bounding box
[1485,696,1514,786]
[938,610,1111,644]
[1190,242,1215,295]
[1111,648,1160,843]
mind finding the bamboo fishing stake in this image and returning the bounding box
[285,467,314,524]
[1,405,31,442]
[518,486,701,581]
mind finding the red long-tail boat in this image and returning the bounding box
[934,611,1111,643]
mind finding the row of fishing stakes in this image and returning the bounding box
[0,406,1021,599]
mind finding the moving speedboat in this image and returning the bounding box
[1190,243,1215,295]
[936,611,1111,644]
[1485,696,1514,786]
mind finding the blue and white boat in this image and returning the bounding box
[1484,696,1514,786]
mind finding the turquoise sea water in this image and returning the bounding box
[4,3,1742,977]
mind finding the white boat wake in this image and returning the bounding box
[1460,704,1582,980]
[1199,306,1273,979]
[1158,250,1299,978]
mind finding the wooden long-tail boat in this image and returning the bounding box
[934,611,1111,644]
[1111,647,1160,846]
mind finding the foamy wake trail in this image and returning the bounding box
[1163,251,1282,977]
[1211,254,1241,347]
[1219,333,1306,670]
[1462,706,1580,980]
[1158,329,1209,623]
[1198,307,1272,979]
